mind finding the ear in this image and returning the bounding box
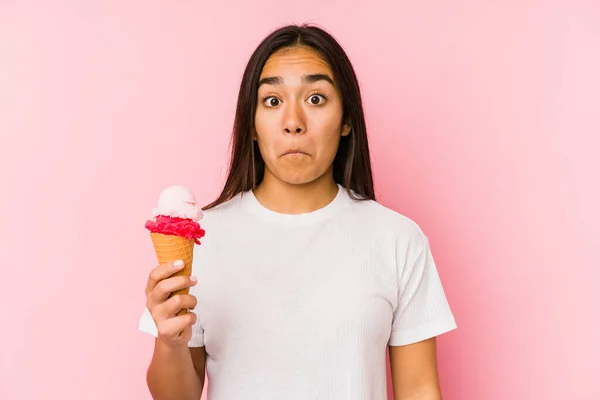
[341,122,351,137]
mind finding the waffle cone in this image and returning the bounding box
[150,232,195,316]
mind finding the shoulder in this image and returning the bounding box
[199,192,247,227]
[346,192,429,248]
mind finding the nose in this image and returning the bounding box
[283,102,306,135]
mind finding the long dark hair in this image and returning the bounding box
[204,23,375,210]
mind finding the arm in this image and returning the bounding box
[389,337,442,400]
[143,260,206,400]
[146,340,206,400]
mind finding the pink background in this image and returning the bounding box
[1,1,598,399]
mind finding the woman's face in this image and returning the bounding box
[254,46,351,186]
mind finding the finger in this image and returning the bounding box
[151,275,197,304]
[154,294,197,319]
[146,260,185,295]
[157,312,197,340]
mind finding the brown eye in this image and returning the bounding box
[264,97,280,107]
[309,94,325,105]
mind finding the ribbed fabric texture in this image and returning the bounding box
[139,184,457,399]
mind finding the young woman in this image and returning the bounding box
[139,24,457,400]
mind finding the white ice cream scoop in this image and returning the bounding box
[151,185,204,221]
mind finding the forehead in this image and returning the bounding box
[259,47,333,79]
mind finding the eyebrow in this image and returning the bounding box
[257,74,335,88]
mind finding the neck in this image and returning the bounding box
[253,172,339,215]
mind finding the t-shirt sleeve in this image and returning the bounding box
[388,229,457,346]
[138,305,205,348]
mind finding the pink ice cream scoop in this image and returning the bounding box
[145,185,205,244]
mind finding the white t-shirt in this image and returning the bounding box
[139,184,457,399]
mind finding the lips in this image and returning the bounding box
[282,149,308,156]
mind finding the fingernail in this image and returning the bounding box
[190,276,197,283]
[173,260,184,268]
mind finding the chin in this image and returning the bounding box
[273,168,328,186]
[278,175,317,186]
[262,158,332,186]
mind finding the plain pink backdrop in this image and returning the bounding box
[1,1,598,399]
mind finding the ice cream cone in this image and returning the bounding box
[150,232,195,316]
